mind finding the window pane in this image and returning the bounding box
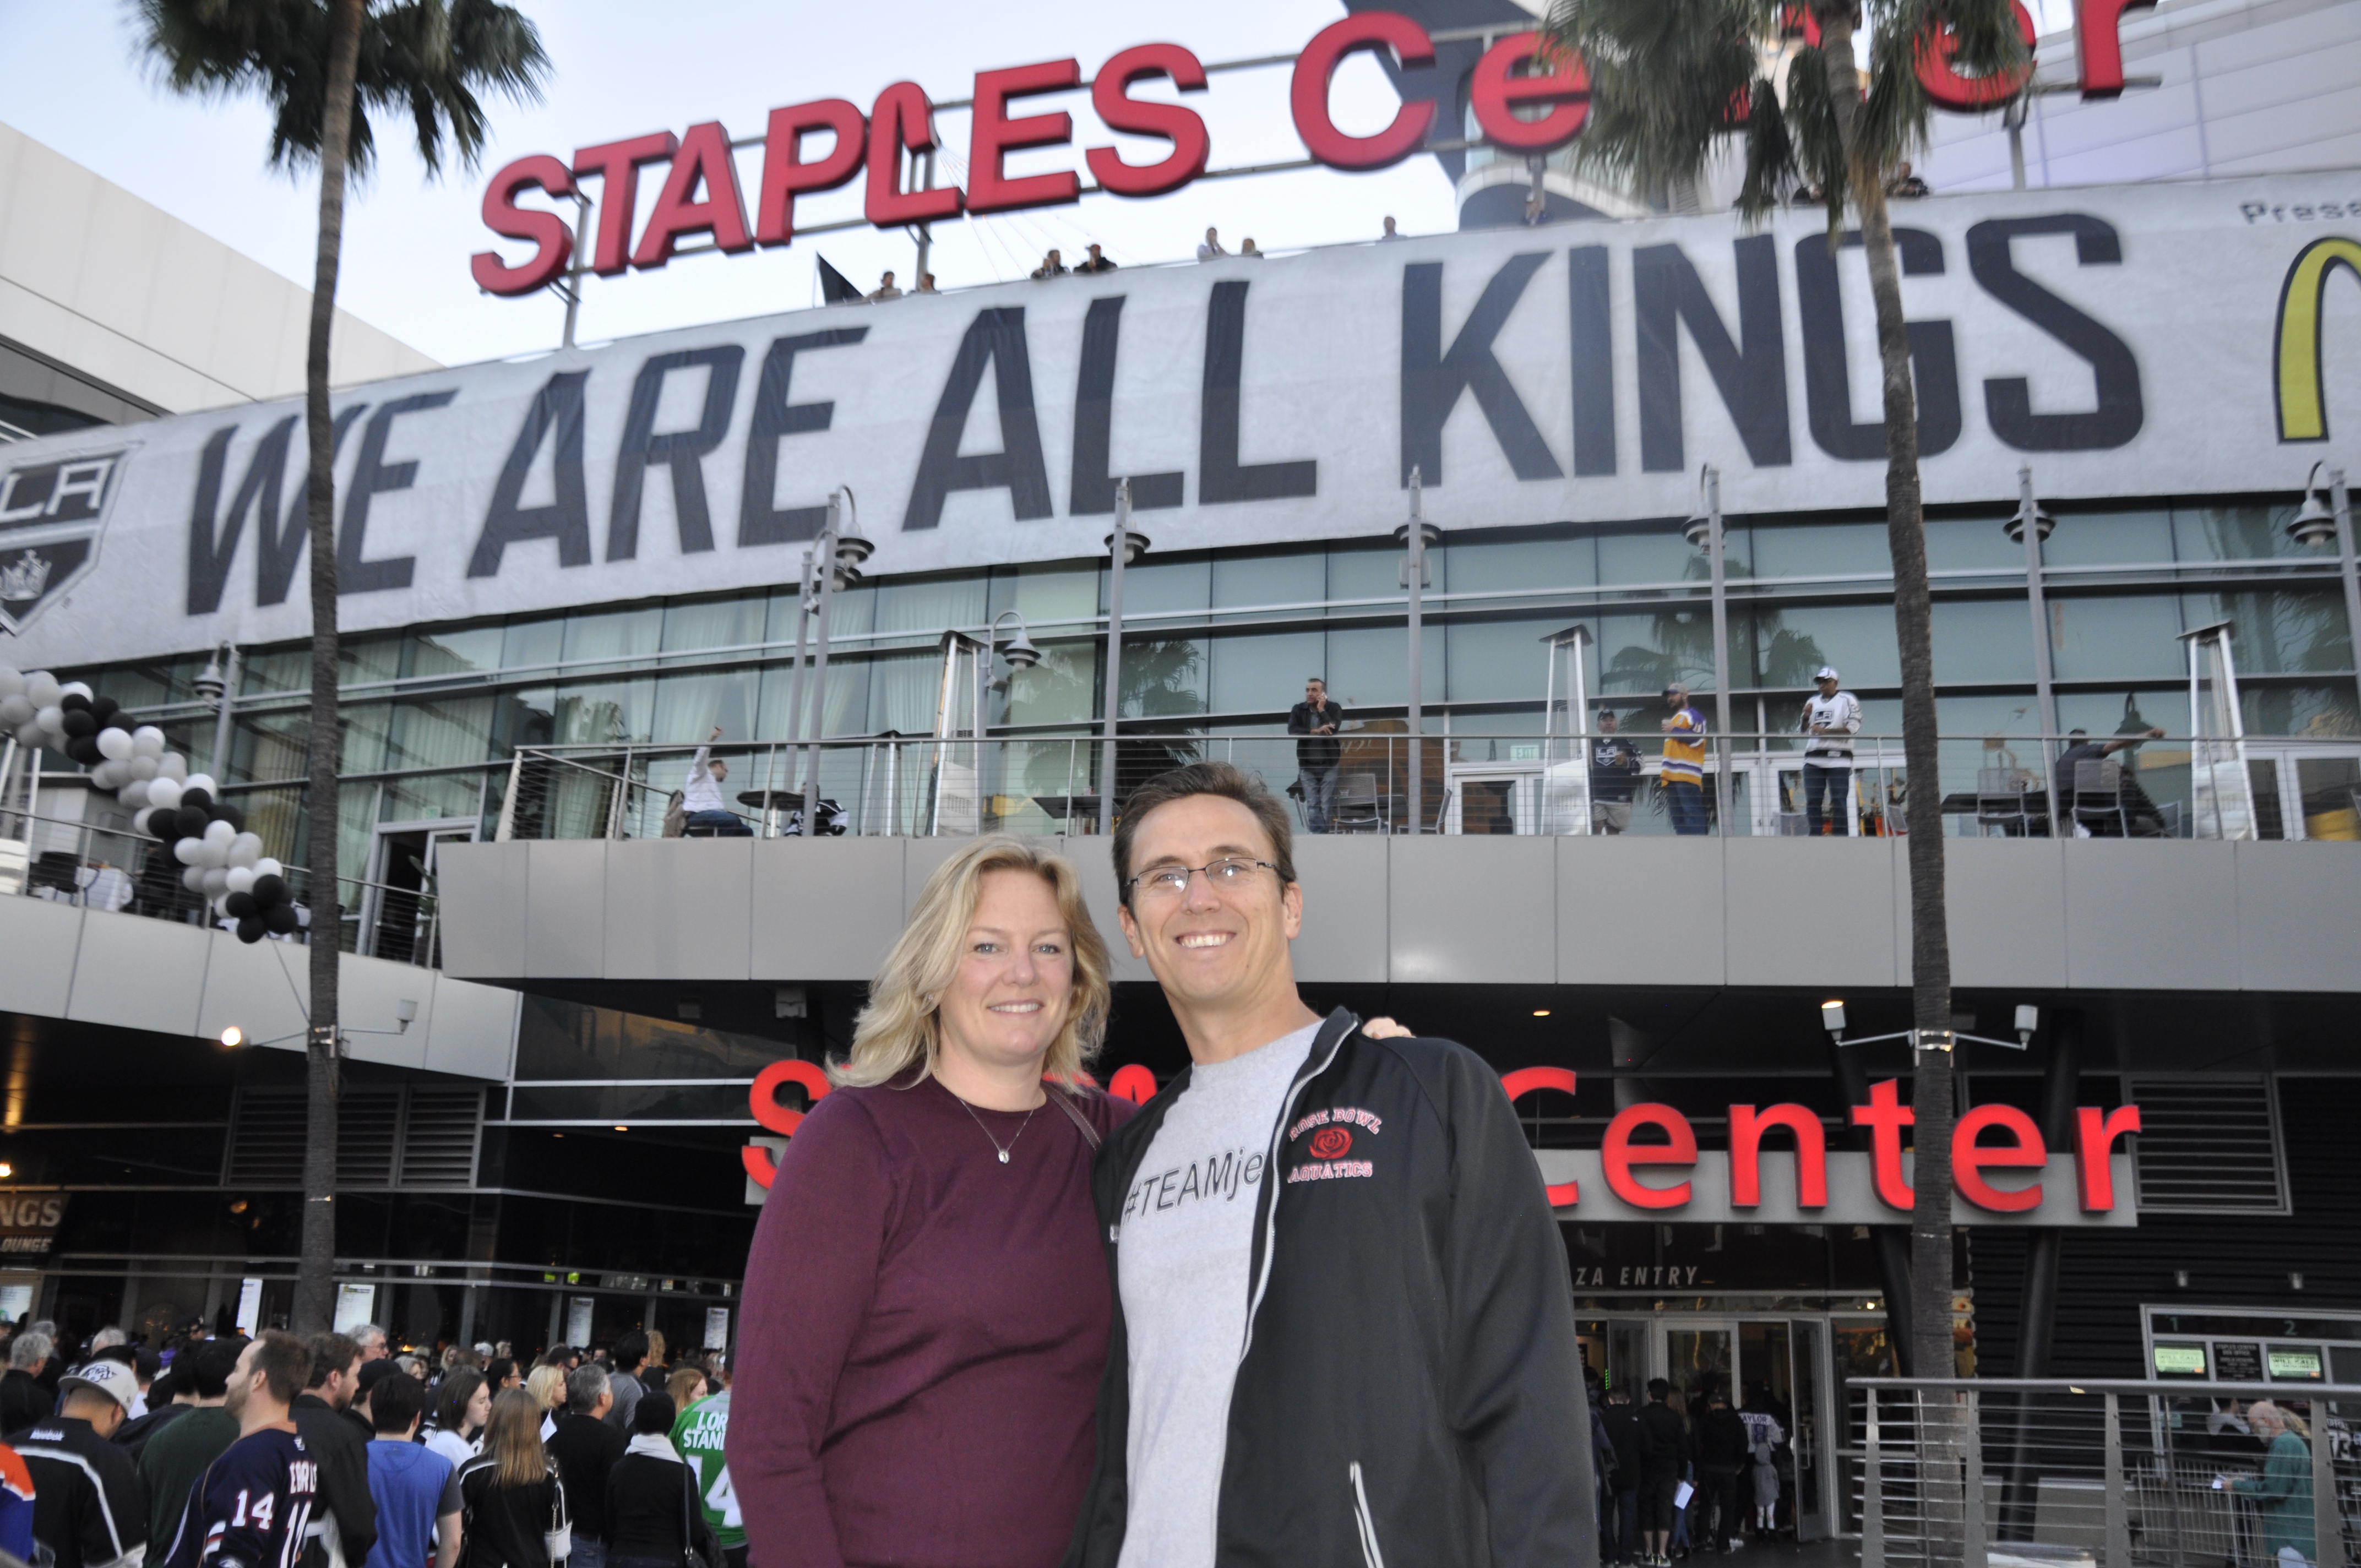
[387,696,495,771]
[341,635,401,687]
[2043,509,2173,568]
[2174,503,2307,563]
[1600,611,1713,696]
[2057,689,2174,738]
[502,617,563,673]
[234,712,309,785]
[652,670,758,743]
[381,772,480,825]
[1931,692,2047,740]
[562,606,661,665]
[1112,557,1210,618]
[1446,619,1555,703]
[340,703,391,773]
[661,596,765,652]
[406,626,502,678]
[1598,526,1694,586]
[1446,536,1597,595]
[1212,551,1326,613]
[1326,544,1400,606]
[866,651,942,734]
[553,679,654,744]
[1933,598,2036,683]
[1119,638,1207,718]
[2185,589,2353,673]
[2047,595,2185,681]
[241,648,308,695]
[2244,685,2360,738]
[1750,522,1890,580]
[1003,640,1098,727]
[991,563,1100,628]
[1210,631,1325,715]
[496,688,556,753]
[1754,605,1901,689]
[1926,516,2023,574]
[1321,625,1440,710]
[874,574,986,640]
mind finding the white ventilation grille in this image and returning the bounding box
[226,1084,481,1189]
[2127,1076,2290,1215]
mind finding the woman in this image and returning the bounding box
[642,1333,668,1386]
[666,1366,708,1413]
[732,836,1131,1568]
[488,1358,523,1393]
[526,1364,568,1441]
[2228,1400,2318,1564]
[427,1369,492,1469]
[457,1388,570,1568]
[605,1392,717,1568]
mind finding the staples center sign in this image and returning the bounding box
[474,1,2155,294]
[743,1061,2139,1226]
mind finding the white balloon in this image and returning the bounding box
[147,777,183,811]
[203,818,236,846]
[128,755,159,781]
[132,808,154,835]
[200,867,231,896]
[173,837,206,866]
[121,780,150,809]
[225,865,257,894]
[158,753,187,782]
[254,857,285,881]
[228,832,263,867]
[0,667,19,700]
[182,865,207,891]
[23,672,59,708]
[90,761,122,791]
[57,682,91,704]
[0,695,28,727]
[14,722,41,749]
[130,726,165,756]
[184,773,218,798]
[95,728,132,761]
[34,705,62,735]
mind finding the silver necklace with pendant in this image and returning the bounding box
[954,1090,1040,1164]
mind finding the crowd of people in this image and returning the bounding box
[1593,1376,1792,1565]
[0,1319,743,1568]
[848,215,1413,304]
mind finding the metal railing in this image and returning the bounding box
[1851,1377,2357,1568]
[489,731,2361,844]
[0,810,443,967]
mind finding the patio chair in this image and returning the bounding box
[1976,767,2034,837]
[2072,759,2130,837]
[1331,772,1387,833]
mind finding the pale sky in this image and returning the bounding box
[0,1,1472,369]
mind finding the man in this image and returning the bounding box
[293,1333,379,1568]
[1,1332,53,1431]
[352,1327,390,1365]
[1379,215,1404,241]
[603,1332,651,1434]
[360,1374,460,1568]
[1031,248,1069,279]
[1195,226,1226,260]
[1798,666,1862,836]
[863,270,901,303]
[1694,1389,1751,1553]
[1074,243,1118,275]
[1064,761,1594,1568]
[139,1341,241,1554]
[546,1366,623,1568]
[14,1357,146,1568]
[681,726,750,837]
[1285,677,1345,833]
[2054,725,2168,835]
[671,1355,743,1568]
[160,1333,317,1568]
[1600,1385,1645,1567]
[1659,685,1709,835]
[915,273,938,294]
[1589,709,1642,835]
[1635,1379,1691,1567]
[113,1349,193,1462]
[1887,161,1930,197]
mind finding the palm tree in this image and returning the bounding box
[139,0,550,1333]
[1541,0,2026,1398]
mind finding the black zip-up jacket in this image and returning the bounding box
[1287,700,1345,770]
[1063,1008,1596,1568]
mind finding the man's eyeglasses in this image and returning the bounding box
[1123,858,1278,901]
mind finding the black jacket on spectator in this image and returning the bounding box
[1696,1406,1752,1469]
[291,1392,379,1568]
[111,1401,189,1463]
[1636,1402,1690,1479]
[545,1413,624,1540]
[1599,1403,1645,1490]
[603,1450,697,1558]
[0,1369,52,1433]
[1287,699,1345,769]
[455,1457,567,1568]
[12,1413,146,1568]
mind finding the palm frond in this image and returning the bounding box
[1541,0,1773,205]
[1736,79,1796,224]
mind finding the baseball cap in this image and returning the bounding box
[1814,666,1841,682]
[60,1359,139,1412]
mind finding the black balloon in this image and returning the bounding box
[263,905,300,935]
[66,737,100,764]
[224,891,259,919]
[91,695,118,721]
[251,873,288,905]
[237,917,266,945]
[59,692,89,714]
[180,787,212,811]
[61,710,95,738]
[175,806,209,839]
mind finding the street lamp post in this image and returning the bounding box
[1685,467,1732,830]
[780,546,817,833]
[800,489,871,835]
[1396,469,1440,835]
[1100,479,1149,836]
[2006,466,2060,834]
[2291,464,2361,704]
[196,643,240,781]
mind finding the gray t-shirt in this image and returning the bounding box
[1115,1018,1321,1568]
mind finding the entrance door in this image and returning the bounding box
[363,821,474,962]
[1652,1316,1835,1542]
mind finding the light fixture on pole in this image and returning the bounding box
[2291,462,2338,548]
[989,610,1041,681]
[1100,479,1149,836]
[2290,462,2361,706]
[801,488,865,836]
[195,643,239,780]
[2008,466,2062,835]
[1687,466,1732,829]
[1820,998,2034,1052]
[1396,467,1441,835]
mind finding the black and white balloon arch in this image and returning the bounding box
[1,662,296,944]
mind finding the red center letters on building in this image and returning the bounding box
[473,2,2155,296]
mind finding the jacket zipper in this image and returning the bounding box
[1348,1461,1386,1568]
[1239,1010,1356,1359]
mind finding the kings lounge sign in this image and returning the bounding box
[470,2,2163,298]
[742,1061,2142,1227]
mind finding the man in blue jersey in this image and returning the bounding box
[163,1331,319,1568]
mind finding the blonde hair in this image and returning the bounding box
[483,1387,551,1489]
[668,1365,709,1409]
[2247,1399,2310,1439]
[525,1364,565,1414]
[839,836,1110,1088]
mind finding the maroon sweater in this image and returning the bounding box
[730,1074,1134,1568]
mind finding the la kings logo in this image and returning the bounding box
[0,448,128,635]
